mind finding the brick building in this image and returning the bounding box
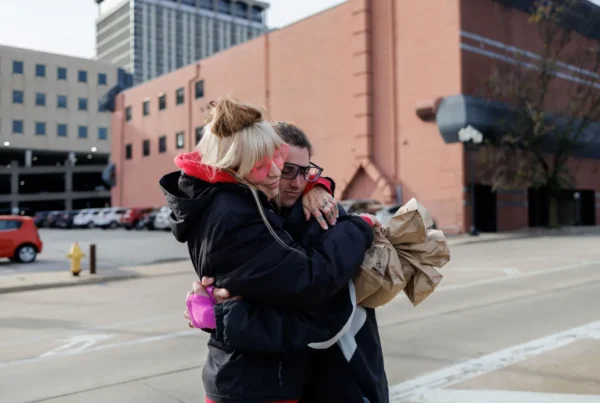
[109,0,600,234]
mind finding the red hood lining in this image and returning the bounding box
[174,152,238,184]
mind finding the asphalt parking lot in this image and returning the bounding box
[0,229,189,275]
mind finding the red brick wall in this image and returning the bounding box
[393,0,465,234]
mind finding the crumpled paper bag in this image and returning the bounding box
[353,198,450,308]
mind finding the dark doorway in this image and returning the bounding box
[474,184,497,232]
[528,187,595,227]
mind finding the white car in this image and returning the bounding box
[94,207,128,229]
[153,206,171,231]
[73,209,101,228]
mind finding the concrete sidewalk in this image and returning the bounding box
[0,260,193,294]
[1,226,598,295]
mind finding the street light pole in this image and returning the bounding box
[459,125,484,236]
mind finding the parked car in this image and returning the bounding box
[34,211,50,228]
[0,216,43,263]
[55,210,80,229]
[339,199,384,215]
[73,209,100,228]
[136,209,159,230]
[153,206,171,231]
[94,207,127,229]
[121,208,154,230]
[45,211,62,228]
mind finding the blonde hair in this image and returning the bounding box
[198,98,284,180]
[197,98,304,256]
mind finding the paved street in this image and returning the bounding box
[1,234,599,402]
[0,229,188,275]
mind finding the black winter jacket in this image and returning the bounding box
[159,161,373,403]
[211,201,389,403]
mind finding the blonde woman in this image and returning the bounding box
[159,98,375,403]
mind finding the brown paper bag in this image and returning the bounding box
[386,198,433,245]
[403,264,443,306]
[353,227,407,308]
[353,198,450,308]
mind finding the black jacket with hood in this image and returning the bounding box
[159,152,374,403]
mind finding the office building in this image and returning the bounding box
[109,0,600,233]
[0,44,132,214]
[95,0,269,83]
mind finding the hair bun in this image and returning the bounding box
[206,98,264,138]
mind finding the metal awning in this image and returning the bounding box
[435,94,600,159]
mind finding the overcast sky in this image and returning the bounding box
[0,0,346,59]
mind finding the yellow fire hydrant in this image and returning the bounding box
[67,242,85,276]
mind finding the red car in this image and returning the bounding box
[0,216,43,263]
[121,208,154,230]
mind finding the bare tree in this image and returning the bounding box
[480,0,600,227]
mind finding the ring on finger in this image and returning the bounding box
[317,216,325,221]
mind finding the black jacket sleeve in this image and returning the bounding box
[212,281,356,353]
[205,213,372,308]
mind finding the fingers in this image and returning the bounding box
[213,287,231,300]
[183,310,190,320]
[332,199,339,219]
[312,208,329,230]
[201,276,215,287]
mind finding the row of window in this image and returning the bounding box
[125,127,204,159]
[11,91,106,112]
[125,80,204,120]
[9,120,107,139]
[11,60,107,85]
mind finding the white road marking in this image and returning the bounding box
[39,334,114,357]
[438,260,600,292]
[408,389,600,402]
[0,329,197,369]
[0,314,177,348]
[389,320,600,402]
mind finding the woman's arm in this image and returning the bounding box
[199,213,373,308]
[212,281,357,353]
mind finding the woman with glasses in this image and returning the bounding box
[160,99,377,403]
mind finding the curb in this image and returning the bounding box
[0,273,141,295]
[0,267,192,295]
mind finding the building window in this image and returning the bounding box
[195,126,204,144]
[98,73,107,85]
[35,92,46,106]
[158,93,166,110]
[13,61,24,74]
[78,98,88,111]
[57,95,68,109]
[98,127,108,140]
[159,136,167,153]
[125,106,132,121]
[195,80,204,99]
[143,139,150,156]
[57,124,68,137]
[35,122,46,135]
[125,144,132,160]
[176,87,185,105]
[12,120,24,134]
[35,64,46,77]
[143,100,150,116]
[12,90,24,104]
[78,70,88,83]
[176,131,185,149]
[78,126,88,139]
[98,101,107,113]
[57,67,67,80]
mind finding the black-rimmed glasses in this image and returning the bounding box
[281,162,323,182]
